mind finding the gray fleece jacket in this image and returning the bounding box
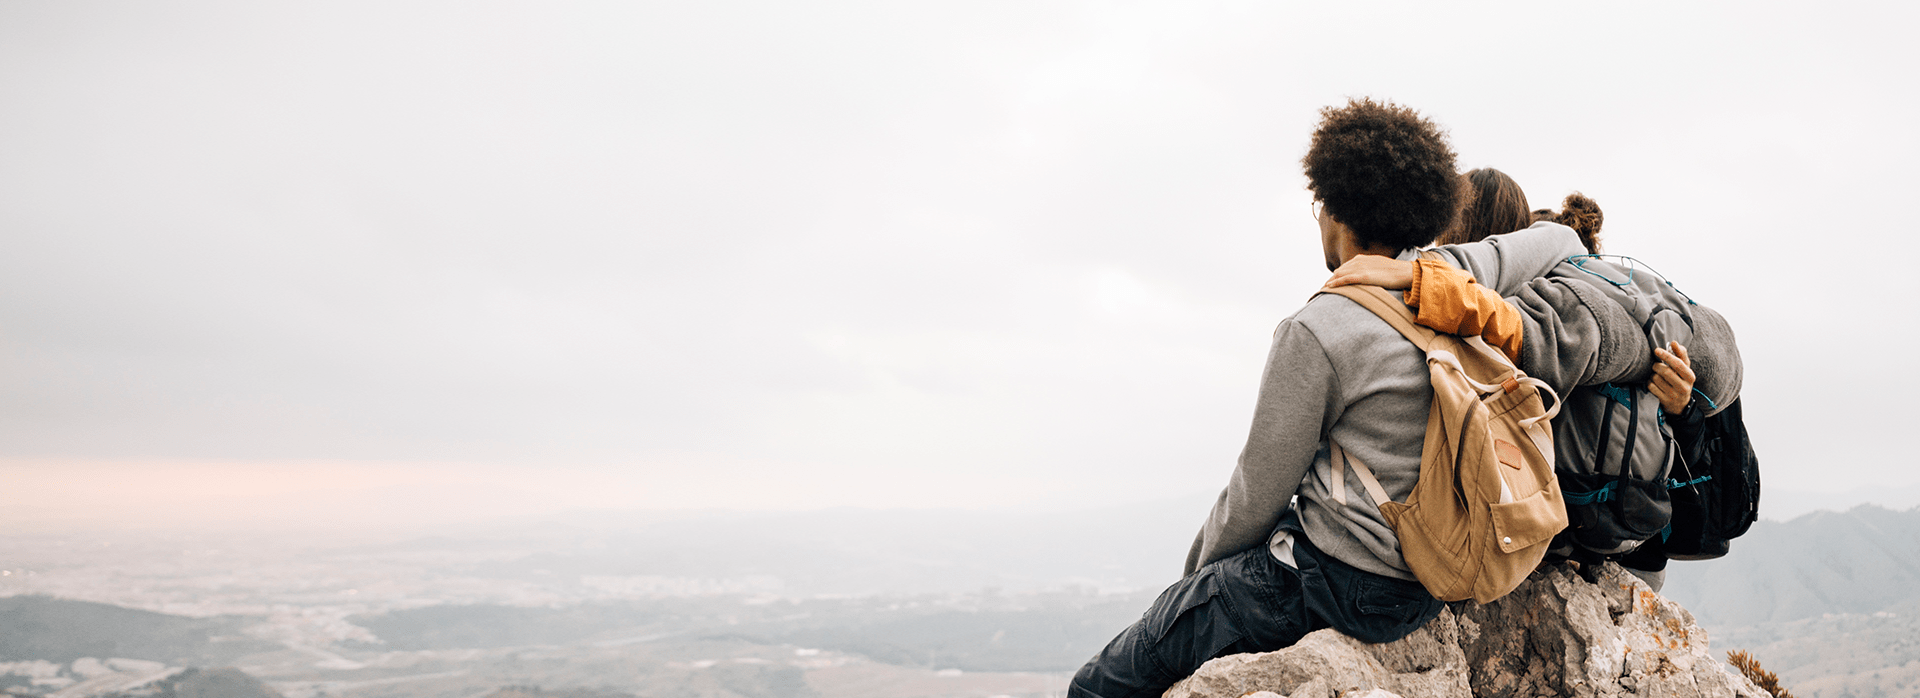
[1184,223,1650,580]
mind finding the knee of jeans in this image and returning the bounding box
[1146,566,1221,630]
[1150,594,1250,676]
[1066,673,1103,698]
[1070,615,1177,698]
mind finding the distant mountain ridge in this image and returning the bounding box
[1664,504,1920,627]
[0,596,271,665]
[1761,483,1920,521]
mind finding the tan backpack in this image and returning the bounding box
[1320,283,1568,604]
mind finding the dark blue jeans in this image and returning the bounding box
[1068,523,1443,698]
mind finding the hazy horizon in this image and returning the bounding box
[2,457,1907,536]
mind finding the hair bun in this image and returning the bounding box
[1556,192,1604,253]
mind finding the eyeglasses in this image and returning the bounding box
[1311,199,1324,222]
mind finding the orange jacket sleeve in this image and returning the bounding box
[1407,258,1524,362]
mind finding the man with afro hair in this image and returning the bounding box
[1068,99,1596,698]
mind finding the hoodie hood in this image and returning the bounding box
[1684,302,1742,416]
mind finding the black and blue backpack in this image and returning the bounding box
[1663,396,1760,560]
[1541,256,1756,572]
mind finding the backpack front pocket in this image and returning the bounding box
[1488,488,1565,554]
[1559,471,1671,554]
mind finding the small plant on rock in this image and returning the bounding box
[1727,650,1794,698]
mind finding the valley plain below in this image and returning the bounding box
[6,502,1920,698]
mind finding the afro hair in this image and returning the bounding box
[1303,99,1461,251]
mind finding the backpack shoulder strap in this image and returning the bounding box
[1319,285,1438,351]
[1329,442,1393,507]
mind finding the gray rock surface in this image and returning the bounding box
[1164,563,1771,698]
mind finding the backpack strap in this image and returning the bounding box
[1329,441,1393,507]
[1319,285,1438,352]
[1323,285,1557,423]
[1613,389,1642,519]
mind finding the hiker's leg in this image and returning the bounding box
[1068,546,1315,698]
[1619,566,1665,591]
[1618,539,1670,592]
[1290,532,1444,644]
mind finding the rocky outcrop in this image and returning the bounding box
[1164,563,1770,698]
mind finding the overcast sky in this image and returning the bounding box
[1,1,1915,530]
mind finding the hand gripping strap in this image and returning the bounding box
[1318,285,1439,351]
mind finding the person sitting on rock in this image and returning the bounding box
[1068,100,1653,698]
